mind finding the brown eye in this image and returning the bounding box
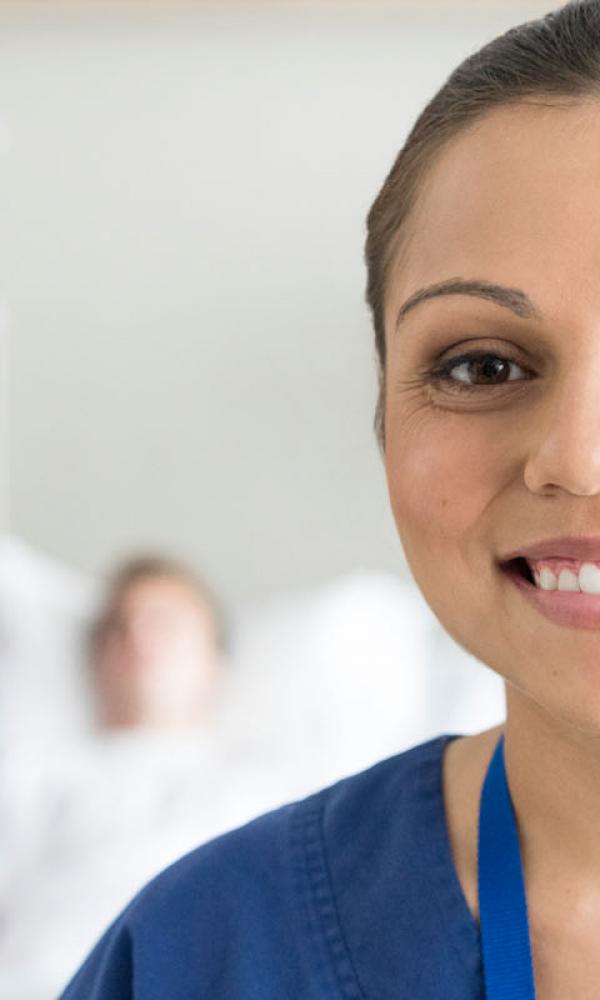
[428,351,531,393]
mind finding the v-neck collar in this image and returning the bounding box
[301,733,484,999]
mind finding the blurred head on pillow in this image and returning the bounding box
[89,554,227,729]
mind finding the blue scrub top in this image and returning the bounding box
[58,733,484,999]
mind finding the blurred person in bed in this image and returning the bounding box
[1,553,295,999]
[89,554,227,730]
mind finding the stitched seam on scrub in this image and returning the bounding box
[290,794,342,997]
[301,792,367,1000]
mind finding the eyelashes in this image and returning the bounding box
[424,350,534,394]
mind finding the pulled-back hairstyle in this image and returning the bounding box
[365,0,600,451]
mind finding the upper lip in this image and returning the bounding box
[500,535,600,563]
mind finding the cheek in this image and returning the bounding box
[384,406,509,562]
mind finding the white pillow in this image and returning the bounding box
[0,533,100,755]
[222,568,505,790]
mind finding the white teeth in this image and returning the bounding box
[579,562,600,594]
[539,567,557,590]
[532,561,600,593]
[557,568,580,592]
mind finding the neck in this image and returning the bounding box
[443,687,600,929]
[504,685,600,905]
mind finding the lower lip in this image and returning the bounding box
[501,562,600,631]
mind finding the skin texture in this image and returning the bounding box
[383,99,600,997]
[92,574,223,729]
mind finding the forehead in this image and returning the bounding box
[385,99,600,334]
[117,575,205,613]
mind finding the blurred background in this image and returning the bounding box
[0,1,550,997]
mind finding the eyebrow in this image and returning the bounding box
[395,278,542,329]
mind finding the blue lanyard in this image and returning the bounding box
[478,733,537,999]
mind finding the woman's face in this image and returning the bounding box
[383,99,600,734]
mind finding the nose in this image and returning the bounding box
[524,362,600,496]
[119,610,158,653]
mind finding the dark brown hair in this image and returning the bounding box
[365,0,600,451]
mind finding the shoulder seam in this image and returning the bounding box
[299,791,368,1000]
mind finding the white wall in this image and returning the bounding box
[0,1,550,609]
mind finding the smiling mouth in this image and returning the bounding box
[498,555,600,630]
